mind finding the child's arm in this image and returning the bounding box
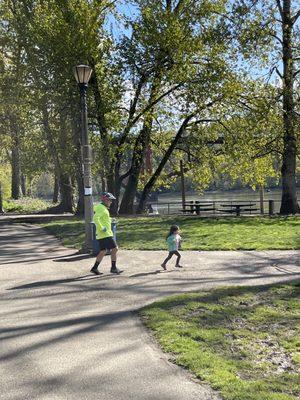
[178,235,182,250]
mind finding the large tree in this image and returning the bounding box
[224,0,299,212]
[277,0,300,213]
[107,0,243,214]
[132,0,300,214]
[1,0,114,213]
[1,0,298,217]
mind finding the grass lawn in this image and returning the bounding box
[140,282,300,400]
[3,197,53,213]
[41,216,300,250]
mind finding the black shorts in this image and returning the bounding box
[97,237,117,251]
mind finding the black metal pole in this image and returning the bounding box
[79,83,94,252]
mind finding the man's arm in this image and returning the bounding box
[93,208,107,232]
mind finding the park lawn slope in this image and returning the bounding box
[4,197,54,213]
[41,216,300,250]
[139,282,300,400]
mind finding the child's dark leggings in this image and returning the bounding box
[162,250,181,266]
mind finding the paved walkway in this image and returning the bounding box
[0,223,299,400]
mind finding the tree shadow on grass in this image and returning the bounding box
[142,279,300,312]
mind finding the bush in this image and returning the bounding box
[3,197,53,214]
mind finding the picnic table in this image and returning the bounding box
[219,203,258,216]
[180,201,216,215]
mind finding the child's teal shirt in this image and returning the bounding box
[167,234,181,251]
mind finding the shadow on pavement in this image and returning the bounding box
[53,254,94,262]
[7,275,105,290]
[0,309,131,361]
[129,269,164,278]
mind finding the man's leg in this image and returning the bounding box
[90,249,106,275]
[110,246,118,269]
[110,247,123,274]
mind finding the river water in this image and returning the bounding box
[154,188,300,214]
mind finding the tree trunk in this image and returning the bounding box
[59,108,75,213]
[180,160,186,210]
[89,59,113,192]
[89,62,120,214]
[0,182,3,213]
[101,173,106,192]
[259,185,264,215]
[11,137,21,199]
[27,177,32,197]
[137,115,194,213]
[119,70,163,214]
[21,174,26,197]
[118,120,153,214]
[53,173,59,203]
[10,113,21,199]
[42,98,74,213]
[279,0,299,214]
[112,75,148,213]
[59,173,74,213]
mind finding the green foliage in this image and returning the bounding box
[4,197,53,213]
[140,282,300,400]
[117,0,289,200]
[0,0,299,212]
[0,163,11,199]
[0,0,116,207]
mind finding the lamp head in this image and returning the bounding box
[74,65,92,85]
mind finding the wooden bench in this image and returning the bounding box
[180,207,216,213]
[180,202,216,214]
[219,209,237,214]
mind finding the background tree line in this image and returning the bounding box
[0,0,299,215]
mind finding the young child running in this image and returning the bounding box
[161,225,183,270]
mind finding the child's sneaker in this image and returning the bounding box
[175,264,183,268]
[161,263,167,270]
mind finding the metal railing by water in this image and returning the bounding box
[138,200,280,216]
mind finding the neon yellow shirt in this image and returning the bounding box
[93,203,113,239]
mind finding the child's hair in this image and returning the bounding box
[166,225,179,239]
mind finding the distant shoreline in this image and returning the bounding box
[157,187,300,203]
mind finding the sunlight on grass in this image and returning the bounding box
[41,216,300,251]
[140,282,300,400]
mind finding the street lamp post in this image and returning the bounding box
[74,65,93,253]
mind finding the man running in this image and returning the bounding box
[90,192,123,275]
